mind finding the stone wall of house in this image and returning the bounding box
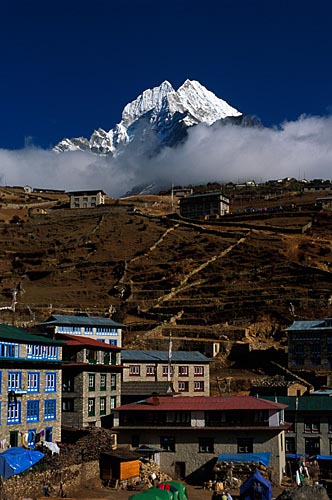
[2,460,100,500]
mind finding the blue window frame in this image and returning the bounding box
[0,342,19,358]
[44,399,56,420]
[0,401,1,425]
[8,372,21,390]
[45,373,56,392]
[0,371,2,394]
[27,401,39,422]
[7,401,21,424]
[27,372,40,393]
[109,339,118,346]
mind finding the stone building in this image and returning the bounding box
[121,350,210,404]
[286,319,332,372]
[38,313,124,348]
[0,324,63,448]
[264,395,332,458]
[113,395,287,484]
[59,334,122,429]
[179,191,230,219]
[67,190,106,209]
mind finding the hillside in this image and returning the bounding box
[0,185,332,389]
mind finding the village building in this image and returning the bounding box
[0,324,63,448]
[264,395,332,458]
[58,334,122,430]
[286,319,332,373]
[113,395,287,484]
[38,313,124,348]
[121,350,210,403]
[179,192,229,219]
[67,189,106,209]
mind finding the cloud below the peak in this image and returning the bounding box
[0,114,331,197]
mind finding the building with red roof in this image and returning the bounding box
[113,394,288,484]
[59,333,122,430]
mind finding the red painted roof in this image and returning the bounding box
[115,395,287,411]
[58,333,120,350]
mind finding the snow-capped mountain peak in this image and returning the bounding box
[53,79,243,154]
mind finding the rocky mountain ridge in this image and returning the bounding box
[53,79,243,155]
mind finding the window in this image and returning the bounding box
[27,400,39,422]
[146,365,156,376]
[0,371,1,393]
[329,439,332,455]
[26,344,57,360]
[27,372,40,393]
[100,374,107,391]
[129,365,140,376]
[62,399,74,412]
[304,420,320,433]
[194,366,204,376]
[162,366,173,377]
[88,398,95,417]
[254,410,268,423]
[7,401,21,424]
[194,381,204,392]
[88,374,95,391]
[237,438,253,453]
[178,381,189,392]
[111,374,116,390]
[199,438,214,453]
[311,344,321,355]
[305,437,320,456]
[100,397,106,416]
[45,373,56,392]
[160,436,175,452]
[86,350,97,364]
[178,366,188,376]
[62,376,74,392]
[0,342,19,358]
[85,327,93,335]
[110,396,116,410]
[109,339,118,346]
[8,372,21,390]
[285,437,296,454]
[44,400,56,420]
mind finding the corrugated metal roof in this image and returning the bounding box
[0,324,63,345]
[38,314,125,328]
[285,319,332,331]
[115,395,287,412]
[59,334,121,350]
[264,395,332,411]
[121,350,210,363]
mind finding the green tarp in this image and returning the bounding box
[159,481,188,500]
[129,487,173,500]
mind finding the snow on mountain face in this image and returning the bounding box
[53,79,242,154]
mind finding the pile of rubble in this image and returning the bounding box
[214,461,271,489]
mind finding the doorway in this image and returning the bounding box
[175,462,186,480]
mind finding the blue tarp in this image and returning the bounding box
[316,455,332,461]
[240,470,273,500]
[286,454,308,460]
[217,453,271,467]
[0,447,44,479]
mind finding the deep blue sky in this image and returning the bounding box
[0,0,331,150]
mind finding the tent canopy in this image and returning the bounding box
[217,453,271,467]
[0,447,44,479]
[129,486,173,500]
[240,470,272,500]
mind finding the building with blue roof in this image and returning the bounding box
[286,319,332,373]
[121,350,210,403]
[38,313,124,348]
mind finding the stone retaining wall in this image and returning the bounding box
[2,460,100,500]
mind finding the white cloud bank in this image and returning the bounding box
[0,114,331,197]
